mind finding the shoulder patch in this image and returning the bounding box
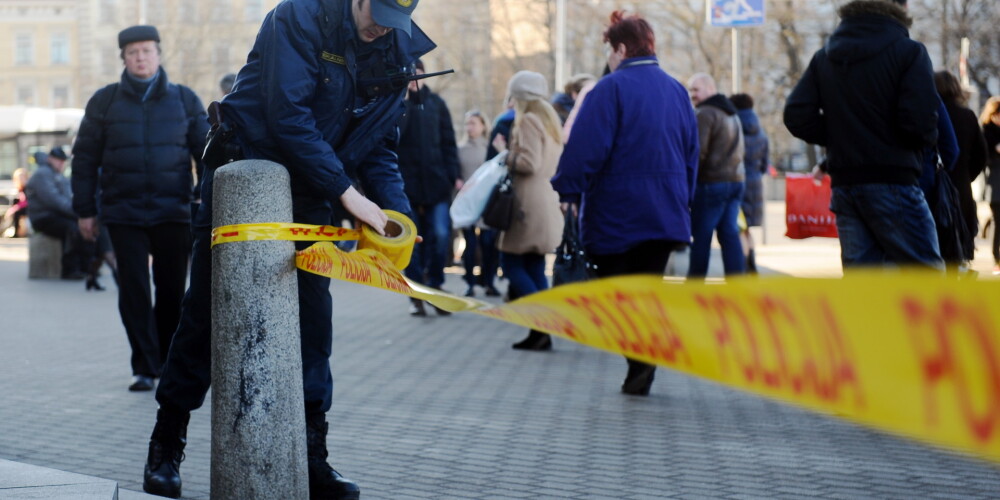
[321,51,346,65]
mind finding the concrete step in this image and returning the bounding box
[0,459,157,499]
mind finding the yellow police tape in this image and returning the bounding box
[212,215,1000,464]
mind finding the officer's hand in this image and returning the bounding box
[78,217,98,241]
[340,186,388,236]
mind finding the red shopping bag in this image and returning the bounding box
[785,173,838,239]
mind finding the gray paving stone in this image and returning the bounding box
[2,235,1000,500]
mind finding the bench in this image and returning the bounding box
[28,232,62,279]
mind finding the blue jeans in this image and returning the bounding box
[500,252,547,300]
[462,227,498,288]
[830,184,944,270]
[688,181,746,278]
[405,201,451,289]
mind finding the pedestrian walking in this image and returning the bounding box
[729,93,768,273]
[933,70,988,265]
[687,73,745,279]
[456,110,501,298]
[71,25,208,392]
[784,0,943,270]
[397,59,461,317]
[979,97,1000,274]
[552,10,698,395]
[492,70,564,351]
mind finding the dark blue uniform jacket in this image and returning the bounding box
[220,0,435,214]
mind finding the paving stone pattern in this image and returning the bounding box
[0,238,998,499]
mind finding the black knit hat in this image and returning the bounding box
[118,25,160,49]
[49,146,68,161]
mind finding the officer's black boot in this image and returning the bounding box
[143,407,190,498]
[306,414,361,500]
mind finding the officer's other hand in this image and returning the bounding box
[78,217,98,241]
[340,186,388,236]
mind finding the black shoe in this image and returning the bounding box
[511,330,552,351]
[622,360,656,396]
[143,408,189,498]
[129,375,155,392]
[306,415,361,500]
[409,299,427,317]
[85,276,105,291]
[746,249,757,274]
[464,286,475,297]
[432,304,452,316]
[484,286,501,297]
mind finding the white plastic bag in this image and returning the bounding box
[450,151,508,228]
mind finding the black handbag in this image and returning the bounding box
[552,211,594,286]
[932,161,973,263]
[482,172,515,230]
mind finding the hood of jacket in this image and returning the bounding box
[736,108,760,135]
[699,93,738,116]
[827,1,911,64]
[551,92,574,110]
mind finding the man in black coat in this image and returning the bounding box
[397,59,460,316]
[783,0,942,270]
[72,25,208,392]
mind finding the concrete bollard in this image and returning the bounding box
[210,160,309,499]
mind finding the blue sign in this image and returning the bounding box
[708,0,765,27]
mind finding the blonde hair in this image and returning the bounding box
[980,97,1000,126]
[513,97,563,144]
[12,168,28,191]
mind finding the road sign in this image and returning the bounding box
[707,0,765,27]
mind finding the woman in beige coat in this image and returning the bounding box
[492,71,564,350]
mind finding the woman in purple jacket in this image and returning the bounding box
[551,10,699,397]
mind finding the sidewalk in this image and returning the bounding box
[1,203,998,499]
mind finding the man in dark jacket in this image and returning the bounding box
[397,59,460,316]
[783,0,942,270]
[687,73,745,279]
[142,1,434,498]
[71,25,208,393]
[26,148,87,279]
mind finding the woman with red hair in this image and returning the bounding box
[552,11,699,396]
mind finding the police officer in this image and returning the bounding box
[72,25,208,393]
[142,1,433,498]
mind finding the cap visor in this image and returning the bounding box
[371,4,412,36]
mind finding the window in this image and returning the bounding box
[179,0,196,23]
[147,1,165,23]
[244,0,263,23]
[15,34,33,65]
[50,34,69,65]
[52,85,69,108]
[16,86,36,106]
[210,0,230,22]
[100,0,117,24]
